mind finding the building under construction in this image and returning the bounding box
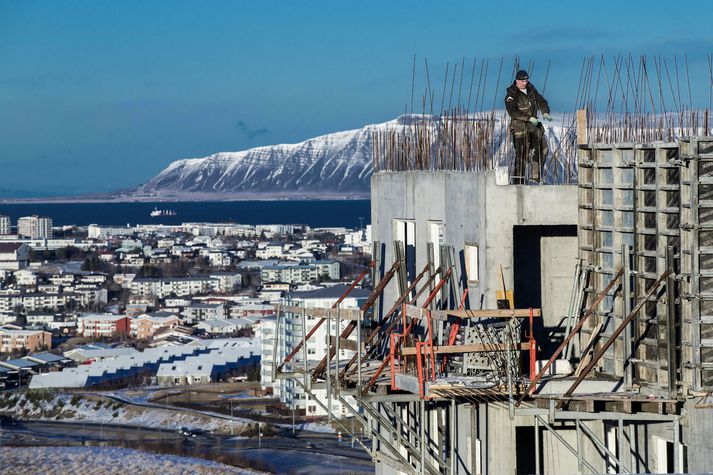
[272,57,713,474]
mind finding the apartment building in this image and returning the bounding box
[130,276,220,298]
[131,312,182,339]
[262,285,369,416]
[0,328,52,353]
[17,216,53,239]
[77,314,131,338]
[260,260,340,285]
[0,242,30,271]
[0,215,10,235]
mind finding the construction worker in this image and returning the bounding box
[505,70,552,183]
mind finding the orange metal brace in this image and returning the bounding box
[440,289,469,373]
[360,270,451,395]
[390,333,399,390]
[425,309,436,381]
[528,307,537,382]
[415,341,425,399]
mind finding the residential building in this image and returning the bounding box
[260,260,340,285]
[13,269,37,287]
[129,276,220,298]
[263,285,369,416]
[0,215,10,235]
[0,328,51,353]
[194,319,239,335]
[77,314,131,338]
[131,312,182,339]
[17,216,53,239]
[0,242,30,271]
[181,303,225,323]
[229,303,274,318]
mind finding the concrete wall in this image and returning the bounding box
[682,399,713,473]
[371,170,577,310]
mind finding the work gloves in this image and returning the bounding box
[529,117,539,125]
[543,113,553,122]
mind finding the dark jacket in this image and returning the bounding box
[504,82,550,132]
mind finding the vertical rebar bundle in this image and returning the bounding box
[373,55,713,184]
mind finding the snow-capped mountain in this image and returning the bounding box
[137,119,402,197]
[135,114,572,198]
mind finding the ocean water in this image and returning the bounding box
[0,200,371,228]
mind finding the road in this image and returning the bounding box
[0,418,374,474]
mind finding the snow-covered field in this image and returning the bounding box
[0,392,247,433]
[0,446,262,474]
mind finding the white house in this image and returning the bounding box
[0,243,30,271]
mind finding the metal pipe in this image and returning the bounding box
[537,416,599,474]
[326,307,332,422]
[420,401,426,475]
[450,399,456,475]
[623,245,633,389]
[618,419,625,474]
[576,419,583,474]
[518,268,624,404]
[578,419,629,473]
[535,415,540,475]
[335,306,341,398]
[673,415,680,472]
[557,269,670,407]
[357,307,362,397]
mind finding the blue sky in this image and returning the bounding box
[1,1,711,197]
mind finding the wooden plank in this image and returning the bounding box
[577,108,588,144]
[401,343,529,355]
[431,308,541,319]
[328,336,358,352]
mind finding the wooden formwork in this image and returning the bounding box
[577,137,713,394]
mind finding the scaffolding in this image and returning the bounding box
[269,136,713,473]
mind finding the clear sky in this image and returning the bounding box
[1,0,711,197]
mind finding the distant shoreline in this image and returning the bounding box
[0,191,371,204]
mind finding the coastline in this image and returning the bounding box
[0,191,371,205]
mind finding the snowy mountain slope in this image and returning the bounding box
[136,113,571,197]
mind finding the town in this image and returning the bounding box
[0,213,375,472]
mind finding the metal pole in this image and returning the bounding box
[563,260,582,359]
[623,245,633,389]
[535,415,540,475]
[302,307,308,398]
[628,424,636,473]
[272,304,281,379]
[507,318,514,419]
[420,401,426,475]
[558,270,671,407]
[618,419,625,474]
[518,268,624,404]
[357,309,362,396]
[666,246,678,397]
[336,305,341,398]
[326,308,332,421]
[450,399,456,475]
[673,416,680,472]
[576,419,583,474]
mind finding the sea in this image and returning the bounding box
[0,200,371,228]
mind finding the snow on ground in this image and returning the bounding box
[293,421,336,433]
[0,393,246,434]
[0,446,262,475]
